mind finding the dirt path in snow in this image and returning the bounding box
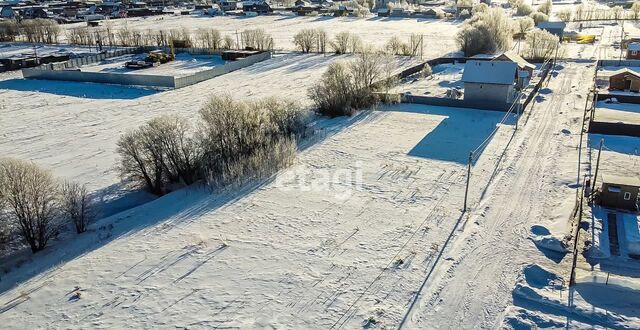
[400,62,596,328]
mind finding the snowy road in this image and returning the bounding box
[401,61,595,328]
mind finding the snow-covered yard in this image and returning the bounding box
[391,63,464,97]
[80,53,227,77]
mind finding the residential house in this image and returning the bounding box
[609,68,640,92]
[242,0,272,14]
[627,43,640,60]
[492,50,536,88]
[600,174,640,212]
[461,60,518,104]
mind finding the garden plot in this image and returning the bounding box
[391,63,464,97]
[62,15,460,57]
[80,53,227,77]
[0,103,516,328]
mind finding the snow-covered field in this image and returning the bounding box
[61,14,460,57]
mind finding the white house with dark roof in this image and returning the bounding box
[461,60,518,104]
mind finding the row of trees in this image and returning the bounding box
[117,97,310,196]
[0,19,61,43]
[0,159,93,254]
[66,25,274,51]
[568,2,640,22]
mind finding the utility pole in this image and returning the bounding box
[463,151,473,213]
[619,21,625,66]
[33,44,38,65]
[592,139,604,192]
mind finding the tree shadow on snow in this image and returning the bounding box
[0,79,161,99]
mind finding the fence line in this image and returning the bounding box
[23,50,272,89]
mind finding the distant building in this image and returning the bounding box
[600,174,640,212]
[242,0,272,14]
[608,68,640,92]
[626,43,640,60]
[0,5,15,18]
[461,60,518,104]
[537,21,566,38]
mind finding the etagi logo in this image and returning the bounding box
[274,161,363,200]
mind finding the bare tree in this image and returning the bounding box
[117,128,166,195]
[117,115,201,196]
[293,29,317,53]
[0,159,60,253]
[241,28,274,51]
[61,181,93,234]
[330,31,351,54]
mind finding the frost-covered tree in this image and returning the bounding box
[524,28,558,59]
[530,11,549,25]
[0,159,60,253]
[632,1,640,20]
[456,8,512,56]
[537,0,552,16]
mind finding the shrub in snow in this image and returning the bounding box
[61,181,94,234]
[557,9,572,22]
[117,115,201,196]
[0,159,60,253]
[198,96,308,188]
[456,8,512,56]
[309,50,394,117]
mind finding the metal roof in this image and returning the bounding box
[602,173,640,187]
[461,60,517,85]
[537,21,567,30]
[493,50,536,71]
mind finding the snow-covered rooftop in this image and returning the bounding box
[461,60,516,85]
